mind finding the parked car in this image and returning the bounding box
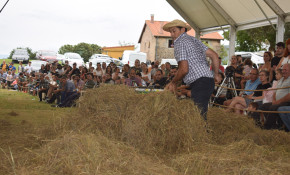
[120,50,147,67]
[56,54,65,62]
[12,49,29,63]
[86,57,112,68]
[62,52,84,67]
[36,50,57,62]
[160,59,178,67]
[30,60,47,72]
[90,54,110,60]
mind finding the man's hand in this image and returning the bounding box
[165,82,177,94]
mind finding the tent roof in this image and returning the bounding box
[166,0,290,33]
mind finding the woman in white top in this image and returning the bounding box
[141,64,151,84]
[94,63,103,77]
[277,38,290,69]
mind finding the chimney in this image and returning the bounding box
[150,14,154,23]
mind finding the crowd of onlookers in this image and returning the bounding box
[212,40,290,131]
[1,39,290,131]
[0,58,178,108]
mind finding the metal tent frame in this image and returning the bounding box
[166,0,290,57]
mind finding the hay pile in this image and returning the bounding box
[3,85,290,174]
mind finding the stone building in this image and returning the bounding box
[138,15,224,62]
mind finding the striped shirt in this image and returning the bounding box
[174,33,213,85]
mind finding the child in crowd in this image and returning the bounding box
[247,102,261,126]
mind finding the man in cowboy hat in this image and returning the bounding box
[163,19,219,120]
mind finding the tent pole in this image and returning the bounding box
[228,26,236,65]
[276,16,285,43]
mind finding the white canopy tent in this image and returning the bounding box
[166,0,290,57]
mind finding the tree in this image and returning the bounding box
[223,22,290,52]
[58,43,102,62]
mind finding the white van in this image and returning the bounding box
[121,50,147,67]
[160,59,178,66]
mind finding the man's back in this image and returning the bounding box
[276,77,290,101]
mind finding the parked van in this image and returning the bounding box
[12,49,29,63]
[121,50,147,67]
[160,59,178,66]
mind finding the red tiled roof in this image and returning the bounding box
[140,20,224,41]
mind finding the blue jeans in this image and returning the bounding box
[190,77,214,120]
[278,106,290,131]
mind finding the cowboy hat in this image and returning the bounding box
[162,19,191,32]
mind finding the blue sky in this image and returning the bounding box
[0,0,185,55]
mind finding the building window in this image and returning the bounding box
[168,39,174,48]
[148,42,150,48]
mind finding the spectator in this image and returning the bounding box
[69,63,81,77]
[136,72,147,87]
[0,70,7,88]
[121,64,130,79]
[101,62,107,75]
[46,75,58,100]
[210,57,225,73]
[124,68,142,87]
[74,74,85,91]
[105,66,112,76]
[278,106,290,131]
[263,69,283,104]
[160,64,166,76]
[0,60,9,72]
[39,64,47,74]
[240,58,253,89]
[8,62,16,71]
[141,63,151,85]
[150,60,160,78]
[80,67,88,81]
[18,72,27,91]
[224,68,262,113]
[6,70,13,88]
[272,42,285,81]
[112,67,122,81]
[164,62,171,77]
[102,73,114,84]
[277,38,290,69]
[94,63,103,78]
[25,61,33,74]
[45,63,51,73]
[18,61,25,73]
[149,69,167,89]
[38,75,49,102]
[260,64,290,129]
[56,64,64,75]
[259,51,273,81]
[133,59,142,74]
[60,75,76,104]
[85,73,96,89]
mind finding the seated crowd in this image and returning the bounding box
[0,59,178,108]
[0,39,289,131]
[213,40,290,131]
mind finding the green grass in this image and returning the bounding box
[0,89,73,125]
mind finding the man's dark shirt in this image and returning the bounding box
[152,77,167,89]
[271,56,282,67]
[71,68,80,76]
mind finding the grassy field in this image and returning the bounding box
[0,89,73,174]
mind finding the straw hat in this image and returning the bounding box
[163,19,191,32]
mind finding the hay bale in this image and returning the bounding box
[17,133,178,175]
[170,139,290,175]
[208,107,290,147]
[69,85,208,155]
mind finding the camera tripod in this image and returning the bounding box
[211,76,238,105]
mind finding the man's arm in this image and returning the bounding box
[171,60,188,84]
[273,93,290,105]
[205,48,219,79]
